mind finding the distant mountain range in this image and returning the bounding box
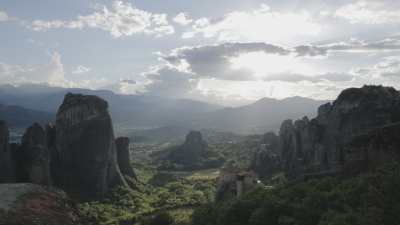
[0,84,329,135]
[190,96,328,134]
[0,84,221,130]
[0,104,54,129]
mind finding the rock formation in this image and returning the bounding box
[53,93,127,200]
[0,121,14,182]
[171,131,208,162]
[216,168,259,202]
[115,137,136,179]
[344,122,400,175]
[279,85,400,179]
[115,137,138,189]
[13,123,52,185]
[0,183,83,225]
[165,131,224,170]
[250,132,281,179]
[46,123,59,184]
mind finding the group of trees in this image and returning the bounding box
[78,169,216,225]
[192,163,400,225]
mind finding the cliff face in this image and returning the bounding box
[115,137,137,180]
[250,132,281,179]
[280,85,400,179]
[53,93,127,200]
[344,122,400,174]
[0,121,14,182]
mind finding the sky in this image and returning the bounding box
[0,0,400,106]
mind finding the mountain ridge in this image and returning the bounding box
[0,84,327,134]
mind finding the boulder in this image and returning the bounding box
[53,93,127,200]
[0,183,83,225]
[0,121,14,182]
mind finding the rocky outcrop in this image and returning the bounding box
[250,132,281,179]
[178,131,208,162]
[216,168,259,202]
[13,123,52,185]
[164,131,224,170]
[280,85,400,179]
[115,137,137,189]
[171,131,208,162]
[46,123,59,185]
[0,121,14,182]
[344,122,400,175]
[53,93,127,200]
[0,183,83,225]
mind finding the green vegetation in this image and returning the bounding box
[79,136,400,225]
[79,134,400,225]
[78,162,217,225]
[212,135,262,169]
[77,133,263,225]
[192,163,400,225]
[156,145,225,171]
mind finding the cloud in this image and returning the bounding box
[120,79,136,84]
[352,56,400,78]
[263,72,353,83]
[319,37,400,52]
[107,43,400,105]
[29,1,175,38]
[161,42,290,81]
[335,0,400,24]
[280,36,400,58]
[100,78,142,95]
[0,10,9,22]
[173,12,192,26]
[294,45,327,57]
[0,53,113,90]
[142,67,199,98]
[132,37,400,102]
[0,52,73,87]
[72,65,91,74]
[131,38,400,103]
[182,3,321,43]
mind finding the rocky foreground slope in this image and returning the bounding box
[0,183,83,225]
